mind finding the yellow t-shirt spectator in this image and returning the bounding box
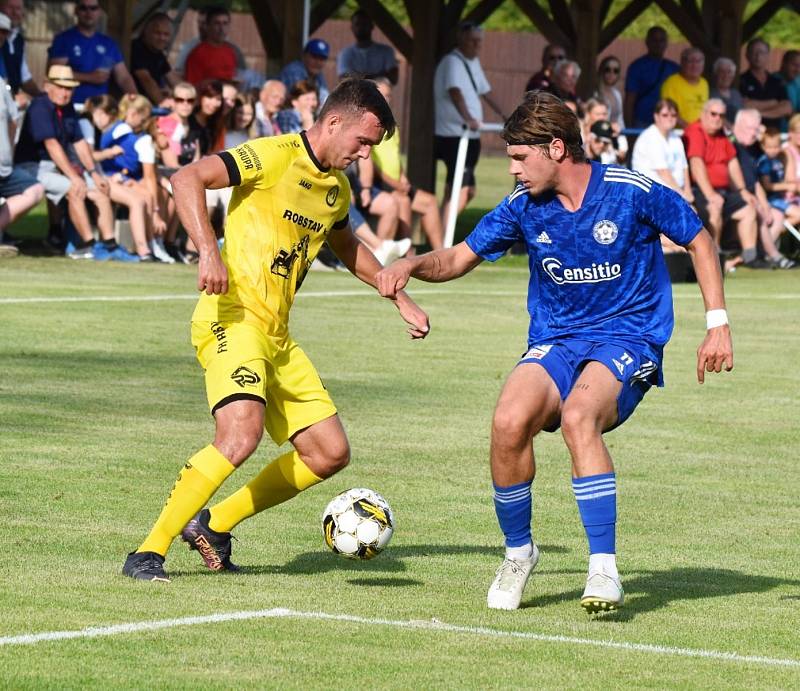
[660,73,709,124]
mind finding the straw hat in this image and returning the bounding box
[47,64,80,88]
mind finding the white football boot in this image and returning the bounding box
[487,544,540,610]
[580,570,624,613]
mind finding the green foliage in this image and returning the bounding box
[328,0,800,48]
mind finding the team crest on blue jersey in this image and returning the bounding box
[592,219,619,245]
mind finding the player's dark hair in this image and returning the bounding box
[317,78,396,139]
[504,90,586,163]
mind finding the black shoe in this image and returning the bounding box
[122,551,170,582]
[181,509,240,572]
[742,258,774,270]
[1,231,21,246]
[164,242,183,263]
[315,244,344,270]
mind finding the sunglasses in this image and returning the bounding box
[603,66,620,73]
[77,5,100,11]
[174,97,195,104]
[548,54,566,62]
[708,111,725,118]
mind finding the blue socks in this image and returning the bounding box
[572,472,616,554]
[493,480,532,548]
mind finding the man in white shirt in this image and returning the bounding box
[434,21,505,219]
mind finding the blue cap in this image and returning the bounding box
[304,38,330,58]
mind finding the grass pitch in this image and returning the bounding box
[1,164,799,688]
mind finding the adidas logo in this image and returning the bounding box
[536,231,552,244]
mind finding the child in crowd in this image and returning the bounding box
[586,120,617,164]
[224,93,258,149]
[97,95,175,262]
[276,80,318,134]
[757,127,800,268]
[84,95,161,262]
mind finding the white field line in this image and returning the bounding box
[0,290,798,305]
[0,607,798,669]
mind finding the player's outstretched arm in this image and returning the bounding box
[376,241,483,299]
[171,156,230,295]
[327,226,430,339]
[685,228,733,383]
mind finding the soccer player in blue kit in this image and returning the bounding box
[377,91,733,613]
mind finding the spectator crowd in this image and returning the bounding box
[0,3,798,272]
[526,26,800,270]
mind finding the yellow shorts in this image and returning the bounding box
[191,320,337,445]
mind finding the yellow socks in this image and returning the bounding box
[208,451,322,533]
[138,445,235,556]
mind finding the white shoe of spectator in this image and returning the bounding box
[151,238,176,264]
[375,238,412,266]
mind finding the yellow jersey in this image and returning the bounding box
[192,133,351,336]
[372,128,402,180]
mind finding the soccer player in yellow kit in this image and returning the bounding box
[123,79,429,582]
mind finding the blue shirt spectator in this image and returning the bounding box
[624,27,679,128]
[48,1,137,103]
[279,38,330,107]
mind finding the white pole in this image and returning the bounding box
[784,219,800,243]
[443,128,470,248]
[442,123,504,248]
[302,0,311,46]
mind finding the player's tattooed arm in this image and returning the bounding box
[376,241,483,298]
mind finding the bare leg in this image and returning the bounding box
[87,187,115,242]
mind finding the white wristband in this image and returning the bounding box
[706,309,728,329]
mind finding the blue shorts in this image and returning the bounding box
[349,203,366,230]
[768,197,791,213]
[0,166,40,198]
[518,338,663,432]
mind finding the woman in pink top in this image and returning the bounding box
[157,82,200,168]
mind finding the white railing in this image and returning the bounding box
[444,122,505,248]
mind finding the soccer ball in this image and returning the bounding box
[322,488,394,560]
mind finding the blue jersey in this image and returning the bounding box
[466,162,702,349]
[756,153,786,201]
[99,121,153,180]
[49,27,123,104]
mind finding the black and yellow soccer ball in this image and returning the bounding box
[322,488,394,560]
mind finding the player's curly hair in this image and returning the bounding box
[318,78,396,139]
[503,90,586,163]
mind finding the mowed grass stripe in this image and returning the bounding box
[3,607,800,669]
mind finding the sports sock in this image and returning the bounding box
[137,445,235,556]
[589,552,619,579]
[493,480,533,554]
[208,451,322,533]
[102,239,119,250]
[573,472,616,555]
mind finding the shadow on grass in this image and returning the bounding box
[521,567,800,620]
[173,543,569,579]
[346,577,421,587]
